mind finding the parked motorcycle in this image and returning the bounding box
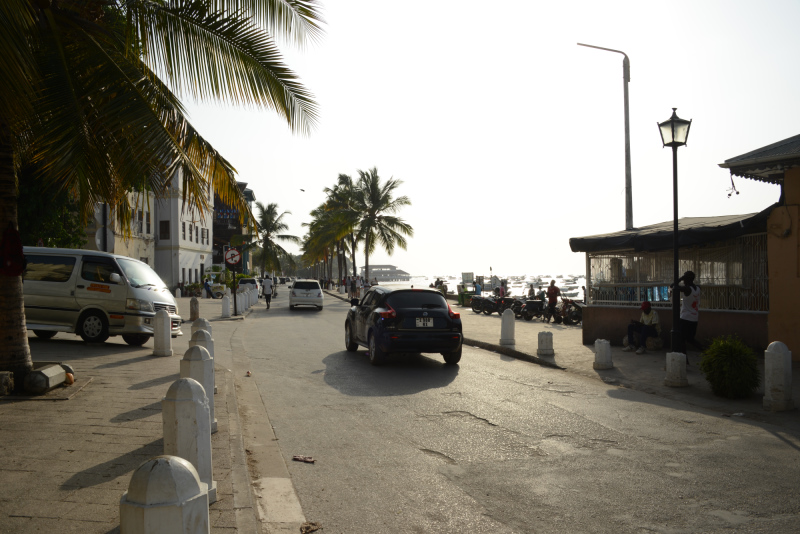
[560,298,583,325]
[470,295,485,314]
[481,295,515,315]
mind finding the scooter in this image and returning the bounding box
[471,295,486,313]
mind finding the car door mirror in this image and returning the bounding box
[110,273,121,284]
[350,298,360,306]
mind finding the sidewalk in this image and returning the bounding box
[326,288,800,432]
[0,296,262,534]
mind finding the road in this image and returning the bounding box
[235,292,800,533]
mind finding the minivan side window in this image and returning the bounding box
[23,255,76,282]
[81,258,121,283]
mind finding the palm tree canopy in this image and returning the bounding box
[255,201,300,273]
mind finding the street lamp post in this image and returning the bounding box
[577,43,633,230]
[658,108,692,353]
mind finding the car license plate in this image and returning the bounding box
[416,317,433,327]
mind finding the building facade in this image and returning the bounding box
[212,182,256,275]
[84,193,156,266]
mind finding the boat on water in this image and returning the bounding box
[360,265,412,282]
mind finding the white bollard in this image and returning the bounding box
[189,297,199,322]
[189,328,216,396]
[162,378,217,504]
[593,339,613,369]
[175,288,181,298]
[181,345,216,434]
[537,331,554,356]
[191,318,212,338]
[665,352,689,387]
[763,341,794,411]
[225,287,231,297]
[221,296,230,318]
[119,455,209,534]
[202,288,208,299]
[499,308,515,345]
[152,310,172,357]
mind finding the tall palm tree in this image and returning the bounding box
[0,1,322,386]
[255,202,300,275]
[323,173,361,277]
[353,168,413,281]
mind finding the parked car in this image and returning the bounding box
[239,277,260,296]
[289,279,324,310]
[22,247,182,346]
[345,287,462,365]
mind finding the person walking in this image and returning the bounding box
[672,270,701,352]
[262,276,273,309]
[546,280,561,323]
[356,276,363,298]
[350,276,357,300]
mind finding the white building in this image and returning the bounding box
[85,193,156,265]
[154,171,214,290]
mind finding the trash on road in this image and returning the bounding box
[300,522,322,533]
[292,455,315,464]
[246,371,251,377]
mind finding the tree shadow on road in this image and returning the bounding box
[321,350,460,397]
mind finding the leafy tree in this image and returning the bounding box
[254,202,300,275]
[353,168,413,281]
[0,0,321,387]
[17,173,86,249]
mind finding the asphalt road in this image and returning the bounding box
[236,293,800,534]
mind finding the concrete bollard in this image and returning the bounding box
[499,308,515,345]
[191,318,212,338]
[537,331,554,356]
[180,346,216,434]
[175,288,181,298]
[202,288,207,299]
[162,378,217,504]
[593,339,613,369]
[152,310,173,357]
[221,296,230,318]
[119,455,209,534]
[189,297,199,322]
[225,287,231,297]
[763,341,795,411]
[189,328,216,395]
[665,352,688,387]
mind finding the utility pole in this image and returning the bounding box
[578,43,633,230]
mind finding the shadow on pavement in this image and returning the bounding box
[321,350,460,397]
[60,438,162,490]
[128,373,180,390]
[110,401,162,423]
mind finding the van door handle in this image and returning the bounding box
[77,285,85,289]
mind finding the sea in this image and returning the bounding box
[372,273,588,299]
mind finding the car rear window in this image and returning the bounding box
[240,278,256,284]
[294,281,321,290]
[386,291,447,309]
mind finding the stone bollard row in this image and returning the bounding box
[763,341,794,411]
[221,296,230,318]
[593,339,613,369]
[181,345,216,434]
[152,309,173,357]
[499,308,515,346]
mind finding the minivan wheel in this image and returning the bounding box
[345,322,358,352]
[122,333,150,347]
[33,330,57,340]
[442,347,462,365]
[78,311,109,343]
[368,333,386,366]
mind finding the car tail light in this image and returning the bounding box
[447,303,460,319]
[378,304,397,319]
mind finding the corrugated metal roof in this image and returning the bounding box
[719,134,800,184]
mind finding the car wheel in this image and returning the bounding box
[317,306,323,311]
[442,347,462,365]
[214,292,224,299]
[122,333,150,346]
[345,322,358,352]
[33,330,57,339]
[78,311,109,343]
[368,333,386,366]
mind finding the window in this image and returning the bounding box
[189,269,192,283]
[136,210,143,234]
[182,222,186,240]
[195,268,198,282]
[23,255,76,282]
[159,221,170,240]
[146,211,151,234]
[182,267,185,283]
[81,258,121,283]
[195,225,198,243]
[189,224,192,242]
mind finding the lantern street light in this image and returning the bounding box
[658,108,692,353]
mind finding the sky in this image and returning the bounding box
[184,0,799,278]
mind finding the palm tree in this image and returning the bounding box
[323,174,361,278]
[353,168,413,281]
[255,202,300,276]
[0,1,321,386]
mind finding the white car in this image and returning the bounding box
[289,279,324,310]
[239,278,260,296]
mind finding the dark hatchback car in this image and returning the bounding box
[345,287,463,365]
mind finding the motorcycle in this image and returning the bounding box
[560,298,583,325]
[481,295,515,315]
[470,295,486,314]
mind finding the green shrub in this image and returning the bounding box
[699,335,760,399]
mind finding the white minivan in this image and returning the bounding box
[22,247,183,346]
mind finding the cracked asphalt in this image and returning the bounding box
[238,295,800,533]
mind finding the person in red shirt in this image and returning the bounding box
[546,280,561,323]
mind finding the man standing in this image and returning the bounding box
[474,280,482,296]
[546,280,561,323]
[262,276,273,309]
[623,301,660,354]
[356,276,363,298]
[672,270,700,351]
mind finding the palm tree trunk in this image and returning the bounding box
[350,233,358,277]
[0,119,33,390]
[364,233,370,282]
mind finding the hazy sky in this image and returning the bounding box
[185,0,798,277]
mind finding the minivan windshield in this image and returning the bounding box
[117,258,167,289]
